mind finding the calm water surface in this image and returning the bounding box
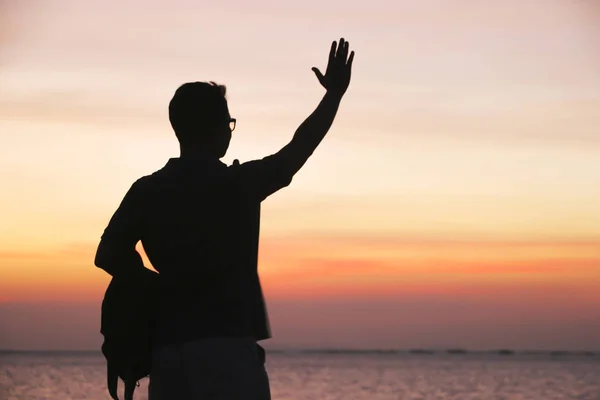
[1,351,599,399]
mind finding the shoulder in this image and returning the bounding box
[127,175,153,195]
[130,167,170,192]
[116,174,156,207]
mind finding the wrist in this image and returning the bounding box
[324,89,345,101]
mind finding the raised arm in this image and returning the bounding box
[237,38,355,201]
[278,38,354,175]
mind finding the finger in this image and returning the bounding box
[337,38,345,58]
[347,50,355,67]
[328,41,336,64]
[342,41,349,60]
[312,67,325,82]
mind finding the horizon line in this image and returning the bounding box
[1,348,597,355]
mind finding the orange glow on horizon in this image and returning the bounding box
[2,237,598,305]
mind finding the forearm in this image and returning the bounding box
[280,90,344,173]
[292,90,343,147]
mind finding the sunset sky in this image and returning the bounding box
[1,0,599,351]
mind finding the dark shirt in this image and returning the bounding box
[99,154,293,346]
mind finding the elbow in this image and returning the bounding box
[281,173,293,189]
[94,252,107,270]
[94,241,114,275]
[94,255,110,275]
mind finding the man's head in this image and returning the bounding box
[168,81,235,158]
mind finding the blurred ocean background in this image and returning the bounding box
[1,350,599,400]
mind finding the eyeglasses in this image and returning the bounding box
[229,118,236,132]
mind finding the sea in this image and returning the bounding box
[1,350,599,400]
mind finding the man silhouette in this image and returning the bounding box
[95,38,354,400]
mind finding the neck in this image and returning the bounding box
[179,144,220,160]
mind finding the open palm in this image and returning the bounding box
[312,38,355,96]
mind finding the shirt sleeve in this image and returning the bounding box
[234,153,295,202]
[95,179,147,277]
[101,179,145,245]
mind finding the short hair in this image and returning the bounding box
[168,81,228,145]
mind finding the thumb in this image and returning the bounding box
[311,67,325,83]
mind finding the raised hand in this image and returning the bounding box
[311,38,355,96]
